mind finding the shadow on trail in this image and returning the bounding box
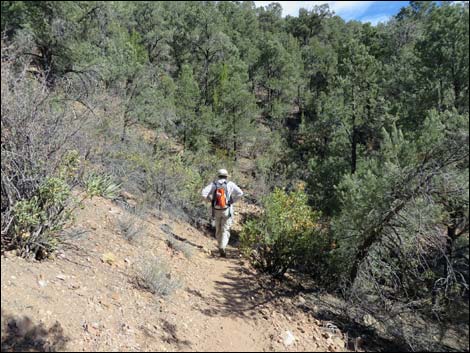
[197,250,302,319]
[160,319,192,349]
[306,297,410,352]
[1,310,69,352]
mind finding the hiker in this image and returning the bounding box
[201,169,243,257]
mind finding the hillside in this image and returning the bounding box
[1,1,469,352]
[2,195,348,352]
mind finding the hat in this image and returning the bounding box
[217,169,229,177]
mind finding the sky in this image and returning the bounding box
[253,1,411,25]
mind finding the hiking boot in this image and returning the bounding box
[219,248,226,258]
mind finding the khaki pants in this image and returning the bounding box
[214,208,232,250]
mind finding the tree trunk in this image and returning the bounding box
[233,113,237,161]
[438,79,443,111]
[121,114,128,142]
[445,225,456,276]
[351,131,357,174]
[351,88,357,174]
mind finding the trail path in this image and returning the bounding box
[1,196,347,352]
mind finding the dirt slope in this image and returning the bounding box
[1,196,348,352]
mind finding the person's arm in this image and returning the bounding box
[229,183,243,204]
[201,183,214,203]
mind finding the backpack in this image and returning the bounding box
[212,180,229,209]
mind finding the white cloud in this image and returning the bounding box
[329,1,376,20]
[253,1,376,20]
[360,14,391,26]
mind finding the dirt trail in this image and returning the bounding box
[1,196,347,352]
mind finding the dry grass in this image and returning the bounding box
[136,257,182,297]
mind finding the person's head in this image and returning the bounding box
[217,168,229,179]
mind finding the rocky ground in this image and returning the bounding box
[1,195,349,352]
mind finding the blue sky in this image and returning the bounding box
[253,1,411,25]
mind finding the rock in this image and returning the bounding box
[354,336,364,351]
[121,191,136,200]
[160,224,173,235]
[127,199,137,208]
[4,250,17,258]
[363,314,378,327]
[10,275,17,280]
[108,207,121,215]
[38,280,48,288]
[101,252,116,265]
[56,274,67,281]
[282,330,296,347]
[296,296,306,306]
[333,337,346,349]
[325,322,339,333]
[99,299,110,308]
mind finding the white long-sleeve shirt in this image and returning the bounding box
[201,179,243,213]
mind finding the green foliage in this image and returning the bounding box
[10,151,82,259]
[85,173,121,200]
[175,64,201,150]
[2,1,469,349]
[332,109,469,297]
[241,186,328,278]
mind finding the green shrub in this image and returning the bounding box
[84,173,121,199]
[240,185,329,278]
[9,151,81,259]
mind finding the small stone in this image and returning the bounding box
[10,275,16,280]
[296,296,306,306]
[282,331,296,347]
[101,252,116,265]
[363,314,378,327]
[38,280,48,288]
[333,337,346,349]
[99,299,110,308]
[56,274,66,281]
[4,250,16,258]
[354,336,364,351]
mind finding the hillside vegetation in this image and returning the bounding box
[1,1,469,351]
